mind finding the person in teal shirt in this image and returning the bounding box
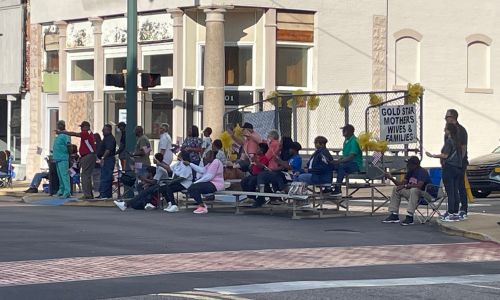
[332,124,363,195]
[53,120,71,198]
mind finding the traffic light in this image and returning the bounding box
[141,73,161,90]
[105,74,125,88]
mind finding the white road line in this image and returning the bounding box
[178,291,251,300]
[459,283,500,291]
[197,274,500,295]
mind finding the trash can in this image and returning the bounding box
[429,167,442,185]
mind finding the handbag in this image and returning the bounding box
[445,149,462,168]
[288,181,308,196]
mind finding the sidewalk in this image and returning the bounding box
[438,213,500,244]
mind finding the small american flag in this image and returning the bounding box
[372,151,383,165]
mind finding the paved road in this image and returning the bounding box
[0,198,499,300]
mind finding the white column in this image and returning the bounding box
[168,8,185,141]
[6,95,15,151]
[264,9,277,97]
[90,17,104,131]
[203,8,227,137]
[55,21,68,121]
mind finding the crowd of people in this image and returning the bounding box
[22,108,472,222]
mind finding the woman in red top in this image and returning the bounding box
[241,143,269,207]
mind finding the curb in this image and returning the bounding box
[437,221,497,243]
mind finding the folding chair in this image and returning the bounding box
[415,175,447,224]
[0,158,13,188]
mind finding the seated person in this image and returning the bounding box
[275,141,303,181]
[256,130,285,195]
[156,151,193,213]
[331,124,363,195]
[241,143,269,207]
[114,154,168,211]
[25,171,49,193]
[297,136,334,186]
[0,151,8,176]
[188,150,224,214]
[201,139,226,166]
[382,156,432,226]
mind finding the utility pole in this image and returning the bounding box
[125,0,137,154]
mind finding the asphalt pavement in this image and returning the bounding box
[0,195,499,300]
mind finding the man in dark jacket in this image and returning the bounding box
[97,124,116,199]
[297,136,334,185]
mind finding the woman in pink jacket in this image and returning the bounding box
[188,150,225,214]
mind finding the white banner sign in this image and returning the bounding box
[379,104,417,144]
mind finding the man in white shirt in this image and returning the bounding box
[156,151,193,213]
[158,123,173,165]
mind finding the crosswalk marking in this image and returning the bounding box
[198,274,500,295]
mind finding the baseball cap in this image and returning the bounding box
[79,121,91,128]
[405,156,421,166]
[242,122,254,130]
[340,124,355,132]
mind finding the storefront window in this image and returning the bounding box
[105,57,127,74]
[276,47,309,87]
[143,54,173,77]
[104,93,126,126]
[46,50,59,73]
[200,45,253,86]
[225,46,253,86]
[71,59,94,81]
[143,92,173,139]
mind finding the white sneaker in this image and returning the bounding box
[166,202,172,210]
[144,203,156,211]
[114,200,126,211]
[164,205,179,213]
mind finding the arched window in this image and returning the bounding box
[393,29,422,87]
[466,34,492,93]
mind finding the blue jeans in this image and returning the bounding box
[442,164,461,214]
[30,172,49,188]
[99,157,115,198]
[333,161,359,188]
[297,172,333,185]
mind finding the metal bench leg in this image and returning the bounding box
[235,195,240,214]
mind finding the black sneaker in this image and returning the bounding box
[322,188,333,194]
[25,187,38,193]
[382,214,400,223]
[400,215,414,226]
[331,188,342,196]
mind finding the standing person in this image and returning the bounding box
[201,127,213,156]
[116,122,127,170]
[426,123,463,222]
[187,150,225,214]
[133,126,152,177]
[181,125,203,166]
[158,123,173,165]
[97,124,116,199]
[59,121,96,200]
[92,133,102,194]
[331,124,363,195]
[52,120,71,198]
[444,109,469,219]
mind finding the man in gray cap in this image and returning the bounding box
[382,156,432,226]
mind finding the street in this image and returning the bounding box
[0,196,500,300]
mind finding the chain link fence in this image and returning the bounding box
[224,90,422,157]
